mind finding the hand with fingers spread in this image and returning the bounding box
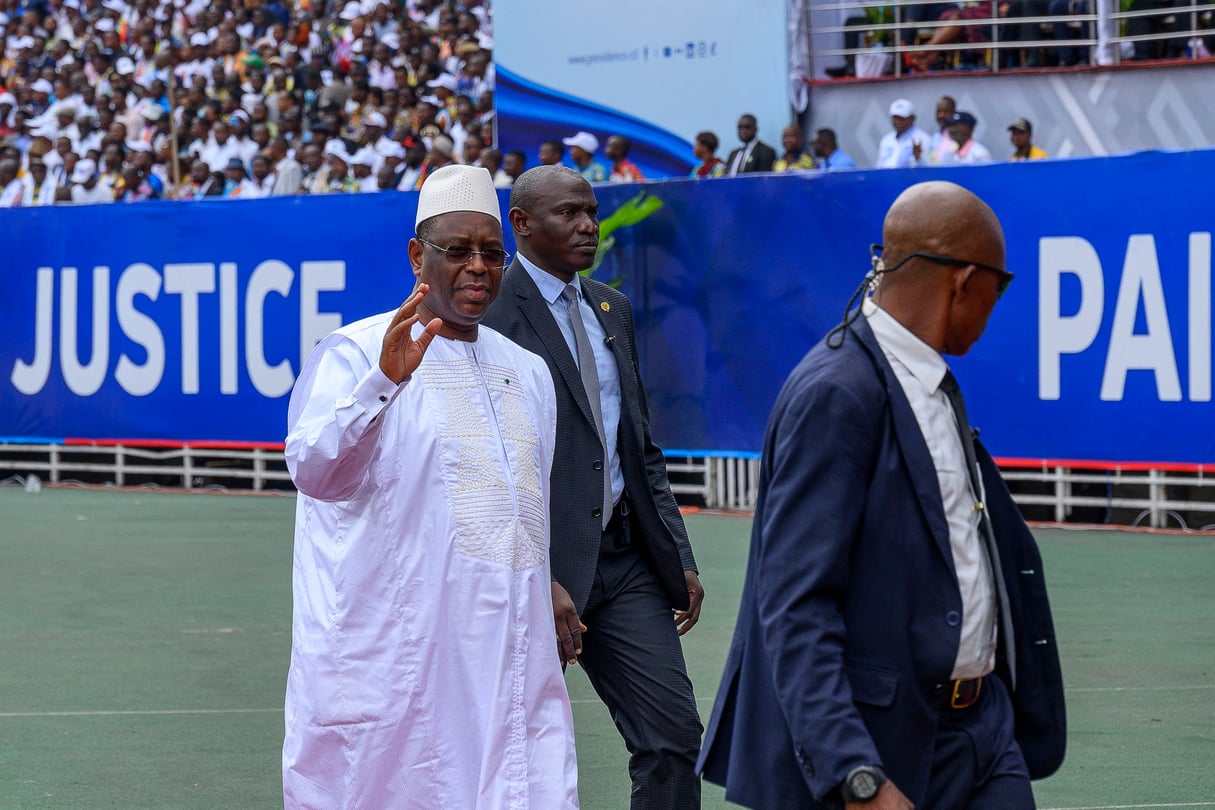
[379,283,444,384]
[674,570,704,636]
[551,581,586,665]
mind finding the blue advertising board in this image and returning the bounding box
[3,150,1215,464]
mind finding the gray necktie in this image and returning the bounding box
[940,369,1017,687]
[562,284,613,530]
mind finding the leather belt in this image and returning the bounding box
[941,676,984,710]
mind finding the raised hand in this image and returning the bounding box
[379,284,443,384]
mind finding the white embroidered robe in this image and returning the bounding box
[283,312,578,809]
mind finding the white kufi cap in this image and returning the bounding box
[415,164,500,228]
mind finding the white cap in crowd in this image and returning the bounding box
[562,131,599,154]
[71,158,97,183]
[889,98,915,118]
[323,140,351,160]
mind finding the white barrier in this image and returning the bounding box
[5,443,1215,530]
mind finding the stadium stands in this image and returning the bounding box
[0,0,496,203]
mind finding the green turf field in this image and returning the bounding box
[1,486,1213,809]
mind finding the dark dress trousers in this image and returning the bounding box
[725,140,777,174]
[696,317,1066,808]
[483,261,703,809]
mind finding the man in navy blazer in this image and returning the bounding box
[697,181,1065,808]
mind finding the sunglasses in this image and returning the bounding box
[882,249,1015,298]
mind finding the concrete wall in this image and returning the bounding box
[807,63,1215,166]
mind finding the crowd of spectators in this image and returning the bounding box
[0,0,1100,209]
[0,0,501,205]
[870,95,1048,167]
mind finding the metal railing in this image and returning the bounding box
[0,442,292,491]
[5,442,1215,530]
[812,0,1214,76]
[999,462,1215,529]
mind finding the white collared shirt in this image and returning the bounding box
[864,298,997,679]
[876,126,931,169]
[728,137,757,175]
[516,255,624,506]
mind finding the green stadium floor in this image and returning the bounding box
[1,486,1212,809]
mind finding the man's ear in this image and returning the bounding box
[507,206,528,238]
[407,237,424,277]
[952,264,977,300]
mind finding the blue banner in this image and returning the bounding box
[4,150,1215,464]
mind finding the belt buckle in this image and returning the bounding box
[950,677,982,709]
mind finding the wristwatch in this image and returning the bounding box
[839,765,887,802]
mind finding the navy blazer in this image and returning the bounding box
[482,262,696,613]
[697,318,1065,808]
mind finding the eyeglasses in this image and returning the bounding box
[417,239,511,269]
[886,250,1015,298]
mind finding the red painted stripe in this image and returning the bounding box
[43,440,1215,472]
[993,457,1210,474]
[62,438,286,451]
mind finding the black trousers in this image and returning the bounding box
[576,535,703,809]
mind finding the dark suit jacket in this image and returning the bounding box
[482,261,697,613]
[697,317,1066,809]
[725,140,777,174]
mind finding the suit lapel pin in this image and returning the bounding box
[600,302,610,312]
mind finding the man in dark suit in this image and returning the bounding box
[697,181,1065,809]
[483,165,706,809]
[725,114,777,175]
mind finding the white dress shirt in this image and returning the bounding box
[728,138,758,175]
[876,126,931,168]
[516,254,625,506]
[865,298,998,679]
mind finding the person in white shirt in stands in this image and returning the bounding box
[875,98,932,169]
[21,159,59,206]
[200,120,243,177]
[68,158,114,204]
[0,159,24,207]
[940,111,993,164]
[248,154,276,197]
[283,163,578,809]
[351,148,378,191]
[929,95,960,164]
